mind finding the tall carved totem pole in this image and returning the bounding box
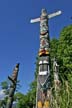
[6,63,19,108]
[30,9,61,108]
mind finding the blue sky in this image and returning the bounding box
[0,0,72,94]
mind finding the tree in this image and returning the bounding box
[0,80,9,108]
[50,38,59,58]
[14,92,26,108]
[57,25,72,70]
[57,25,72,108]
[49,25,72,108]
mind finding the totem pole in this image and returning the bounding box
[30,9,61,108]
[6,63,19,108]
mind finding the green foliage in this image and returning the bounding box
[0,81,9,90]
[34,56,39,79]
[0,81,9,108]
[28,81,37,104]
[15,91,36,108]
[50,38,59,58]
[51,25,72,108]
[57,25,72,68]
[0,80,21,108]
[14,92,27,108]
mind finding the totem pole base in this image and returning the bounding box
[37,100,49,108]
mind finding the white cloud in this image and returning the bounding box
[0,90,5,100]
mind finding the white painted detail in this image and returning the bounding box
[39,71,48,75]
[43,60,48,64]
[39,61,43,64]
[30,10,62,23]
[30,18,40,23]
[48,10,62,19]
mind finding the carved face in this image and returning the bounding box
[41,9,47,16]
[40,38,49,49]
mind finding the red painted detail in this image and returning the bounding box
[40,17,47,20]
[40,31,48,35]
[39,50,47,55]
[42,40,46,46]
